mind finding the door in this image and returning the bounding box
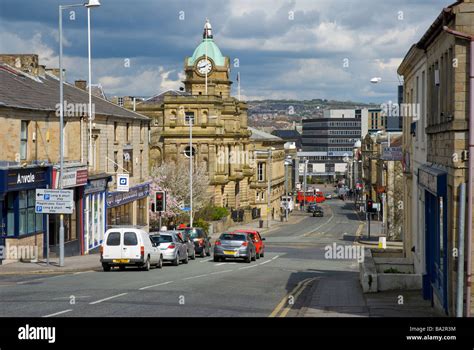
[103,231,122,260]
[122,231,141,260]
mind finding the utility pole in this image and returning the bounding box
[189,115,193,227]
[267,148,272,228]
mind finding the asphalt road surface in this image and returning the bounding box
[0,198,364,317]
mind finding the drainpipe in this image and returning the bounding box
[443,26,474,317]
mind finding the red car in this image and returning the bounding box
[233,230,266,259]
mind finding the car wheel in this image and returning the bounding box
[157,256,163,269]
[190,249,196,260]
[173,254,179,266]
[142,258,150,271]
[200,248,206,258]
[251,251,257,261]
[102,263,111,272]
[260,250,264,258]
[183,252,189,264]
[245,255,251,263]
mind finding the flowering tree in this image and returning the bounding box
[149,159,212,223]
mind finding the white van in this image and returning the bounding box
[100,228,163,271]
[280,196,295,212]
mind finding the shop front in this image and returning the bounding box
[106,182,150,230]
[50,165,88,257]
[418,165,448,314]
[84,174,111,254]
[0,165,52,262]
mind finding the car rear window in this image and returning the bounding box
[106,232,121,246]
[124,232,138,246]
[154,235,173,243]
[220,233,246,241]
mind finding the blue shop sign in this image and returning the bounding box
[106,183,150,208]
[0,166,51,193]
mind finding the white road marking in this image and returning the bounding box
[259,260,272,265]
[215,263,227,266]
[73,270,94,275]
[43,309,73,318]
[139,281,174,291]
[209,269,232,275]
[239,264,259,270]
[182,274,209,280]
[89,293,128,305]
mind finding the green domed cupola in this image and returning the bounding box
[188,19,226,67]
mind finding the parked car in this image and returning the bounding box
[150,231,188,266]
[100,228,162,271]
[214,232,256,263]
[183,227,211,257]
[176,230,196,260]
[313,207,324,217]
[233,230,265,259]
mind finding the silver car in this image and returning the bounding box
[213,232,256,263]
[151,231,188,266]
[176,230,196,260]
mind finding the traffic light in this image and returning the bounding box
[154,191,166,212]
[367,199,374,213]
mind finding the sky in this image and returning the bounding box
[0,0,450,103]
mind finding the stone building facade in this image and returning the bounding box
[397,0,473,316]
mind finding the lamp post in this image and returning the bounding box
[303,157,308,211]
[189,115,193,227]
[58,0,100,267]
[284,156,292,222]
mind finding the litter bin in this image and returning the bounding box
[259,220,264,228]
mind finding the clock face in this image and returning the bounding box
[196,58,212,75]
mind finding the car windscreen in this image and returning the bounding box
[220,233,246,241]
[124,232,138,246]
[106,232,121,246]
[185,229,203,239]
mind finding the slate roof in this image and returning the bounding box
[141,89,191,104]
[249,127,284,142]
[0,63,149,121]
[271,129,302,148]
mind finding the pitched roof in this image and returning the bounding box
[271,129,302,148]
[249,127,283,141]
[141,89,191,104]
[0,63,149,121]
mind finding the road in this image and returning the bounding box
[0,198,364,317]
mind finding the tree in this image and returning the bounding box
[149,159,212,222]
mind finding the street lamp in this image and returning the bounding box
[58,0,100,267]
[302,157,308,211]
[284,156,292,222]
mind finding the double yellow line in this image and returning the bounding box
[269,277,315,317]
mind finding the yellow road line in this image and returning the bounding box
[279,278,314,317]
[269,277,313,317]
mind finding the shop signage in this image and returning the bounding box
[85,178,108,195]
[117,174,130,192]
[56,167,88,188]
[6,167,49,191]
[107,183,150,208]
[381,146,403,161]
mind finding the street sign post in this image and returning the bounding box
[35,189,74,214]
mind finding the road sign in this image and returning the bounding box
[35,189,74,214]
[36,189,73,202]
[117,174,129,192]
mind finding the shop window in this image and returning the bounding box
[6,193,15,236]
[18,190,40,236]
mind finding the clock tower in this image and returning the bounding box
[184,19,232,97]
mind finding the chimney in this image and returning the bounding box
[75,80,87,91]
[0,54,40,76]
[46,68,63,79]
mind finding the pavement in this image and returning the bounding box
[0,193,441,318]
